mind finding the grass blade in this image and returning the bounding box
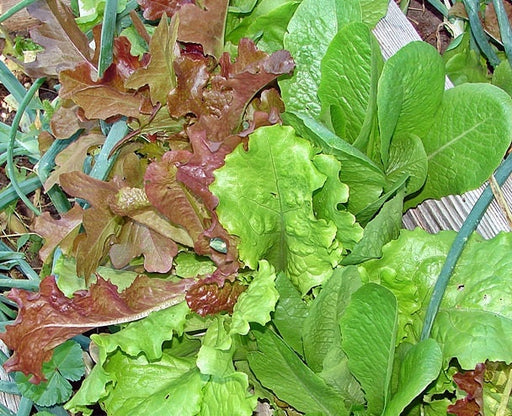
[0,0,39,23]
[6,78,45,216]
[98,0,119,76]
[492,0,512,67]
[0,175,41,212]
[0,61,38,123]
[463,0,501,67]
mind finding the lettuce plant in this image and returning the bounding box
[1,0,512,414]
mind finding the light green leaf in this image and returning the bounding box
[377,41,445,167]
[197,315,234,377]
[230,260,278,335]
[493,60,512,97]
[360,0,389,26]
[16,340,84,407]
[383,339,443,416]
[248,327,349,416]
[432,310,512,369]
[272,272,309,354]
[359,229,454,342]
[65,364,111,416]
[319,22,382,145]
[302,267,365,405]
[342,187,404,265]
[312,154,363,251]
[199,373,257,416]
[303,267,362,372]
[361,229,512,369]
[340,283,398,415]
[405,83,512,208]
[211,125,338,294]
[279,0,361,118]
[101,352,206,416]
[91,302,190,362]
[386,133,428,195]
[283,112,386,217]
[225,0,301,52]
[174,252,216,278]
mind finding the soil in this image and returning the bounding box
[405,0,452,53]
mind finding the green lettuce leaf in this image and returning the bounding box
[272,272,309,354]
[377,41,445,166]
[361,229,512,369]
[405,83,512,208]
[302,267,364,405]
[342,187,404,265]
[303,267,361,373]
[230,260,279,336]
[225,0,301,53]
[199,372,257,416]
[196,315,235,378]
[91,302,190,363]
[211,125,339,294]
[312,154,364,252]
[340,283,398,415]
[248,326,349,415]
[285,113,387,215]
[318,22,382,147]
[383,339,443,416]
[279,0,360,118]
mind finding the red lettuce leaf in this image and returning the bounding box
[138,0,195,20]
[59,37,153,120]
[0,275,194,383]
[176,0,228,58]
[60,172,123,280]
[24,0,94,77]
[168,38,294,142]
[185,278,247,316]
[33,204,83,262]
[448,363,485,416]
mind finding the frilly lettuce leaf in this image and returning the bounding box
[230,260,279,335]
[211,124,341,294]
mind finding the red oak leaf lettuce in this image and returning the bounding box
[0,275,194,383]
[24,0,95,77]
[138,0,195,20]
[448,363,485,416]
[59,37,153,120]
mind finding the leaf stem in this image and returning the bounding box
[421,152,512,340]
[6,78,45,216]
